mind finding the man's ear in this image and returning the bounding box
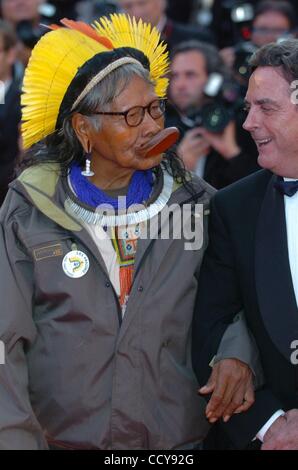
[71,113,92,152]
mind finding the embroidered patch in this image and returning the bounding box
[33,243,63,261]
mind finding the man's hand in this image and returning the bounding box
[199,358,255,423]
[177,128,210,171]
[262,410,298,450]
[196,121,241,160]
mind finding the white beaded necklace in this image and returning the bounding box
[65,169,174,227]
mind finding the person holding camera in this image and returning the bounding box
[0,0,55,67]
[168,40,259,189]
[220,1,297,82]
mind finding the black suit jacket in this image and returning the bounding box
[192,169,298,448]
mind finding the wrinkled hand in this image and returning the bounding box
[199,358,255,423]
[196,121,240,160]
[177,128,210,171]
[262,410,298,450]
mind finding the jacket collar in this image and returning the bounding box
[15,164,112,279]
[15,164,209,230]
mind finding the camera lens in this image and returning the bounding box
[201,103,232,133]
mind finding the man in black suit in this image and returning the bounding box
[0,20,21,205]
[118,0,213,51]
[192,39,298,449]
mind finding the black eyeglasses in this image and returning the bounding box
[92,99,166,127]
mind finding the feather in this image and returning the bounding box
[60,18,114,49]
[21,28,109,149]
[94,14,169,98]
[21,14,169,149]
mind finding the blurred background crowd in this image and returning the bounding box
[1,0,298,204]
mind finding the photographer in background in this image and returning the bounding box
[210,0,257,49]
[0,0,54,67]
[168,41,258,189]
[221,1,297,77]
[0,20,21,205]
[251,0,296,47]
[118,0,214,52]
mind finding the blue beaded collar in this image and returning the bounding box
[69,163,153,209]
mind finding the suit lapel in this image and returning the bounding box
[255,174,298,361]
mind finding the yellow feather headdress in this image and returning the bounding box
[21,14,169,150]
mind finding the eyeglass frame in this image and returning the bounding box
[90,98,167,127]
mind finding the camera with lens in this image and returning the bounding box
[179,73,243,134]
[229,2,257,83]
[230,2,254,25]
[233,40,257,83]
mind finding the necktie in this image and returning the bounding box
[274,177,298,197]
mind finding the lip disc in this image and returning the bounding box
[137,127,180,157]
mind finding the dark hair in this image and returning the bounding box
[254,1,296,30]
[249,39,298,84]
[0,19,17,50]
[170,40,230,79]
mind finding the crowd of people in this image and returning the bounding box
[0,0,297,451]
[1,0,298,202]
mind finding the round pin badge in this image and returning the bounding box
[62,250,90,278]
